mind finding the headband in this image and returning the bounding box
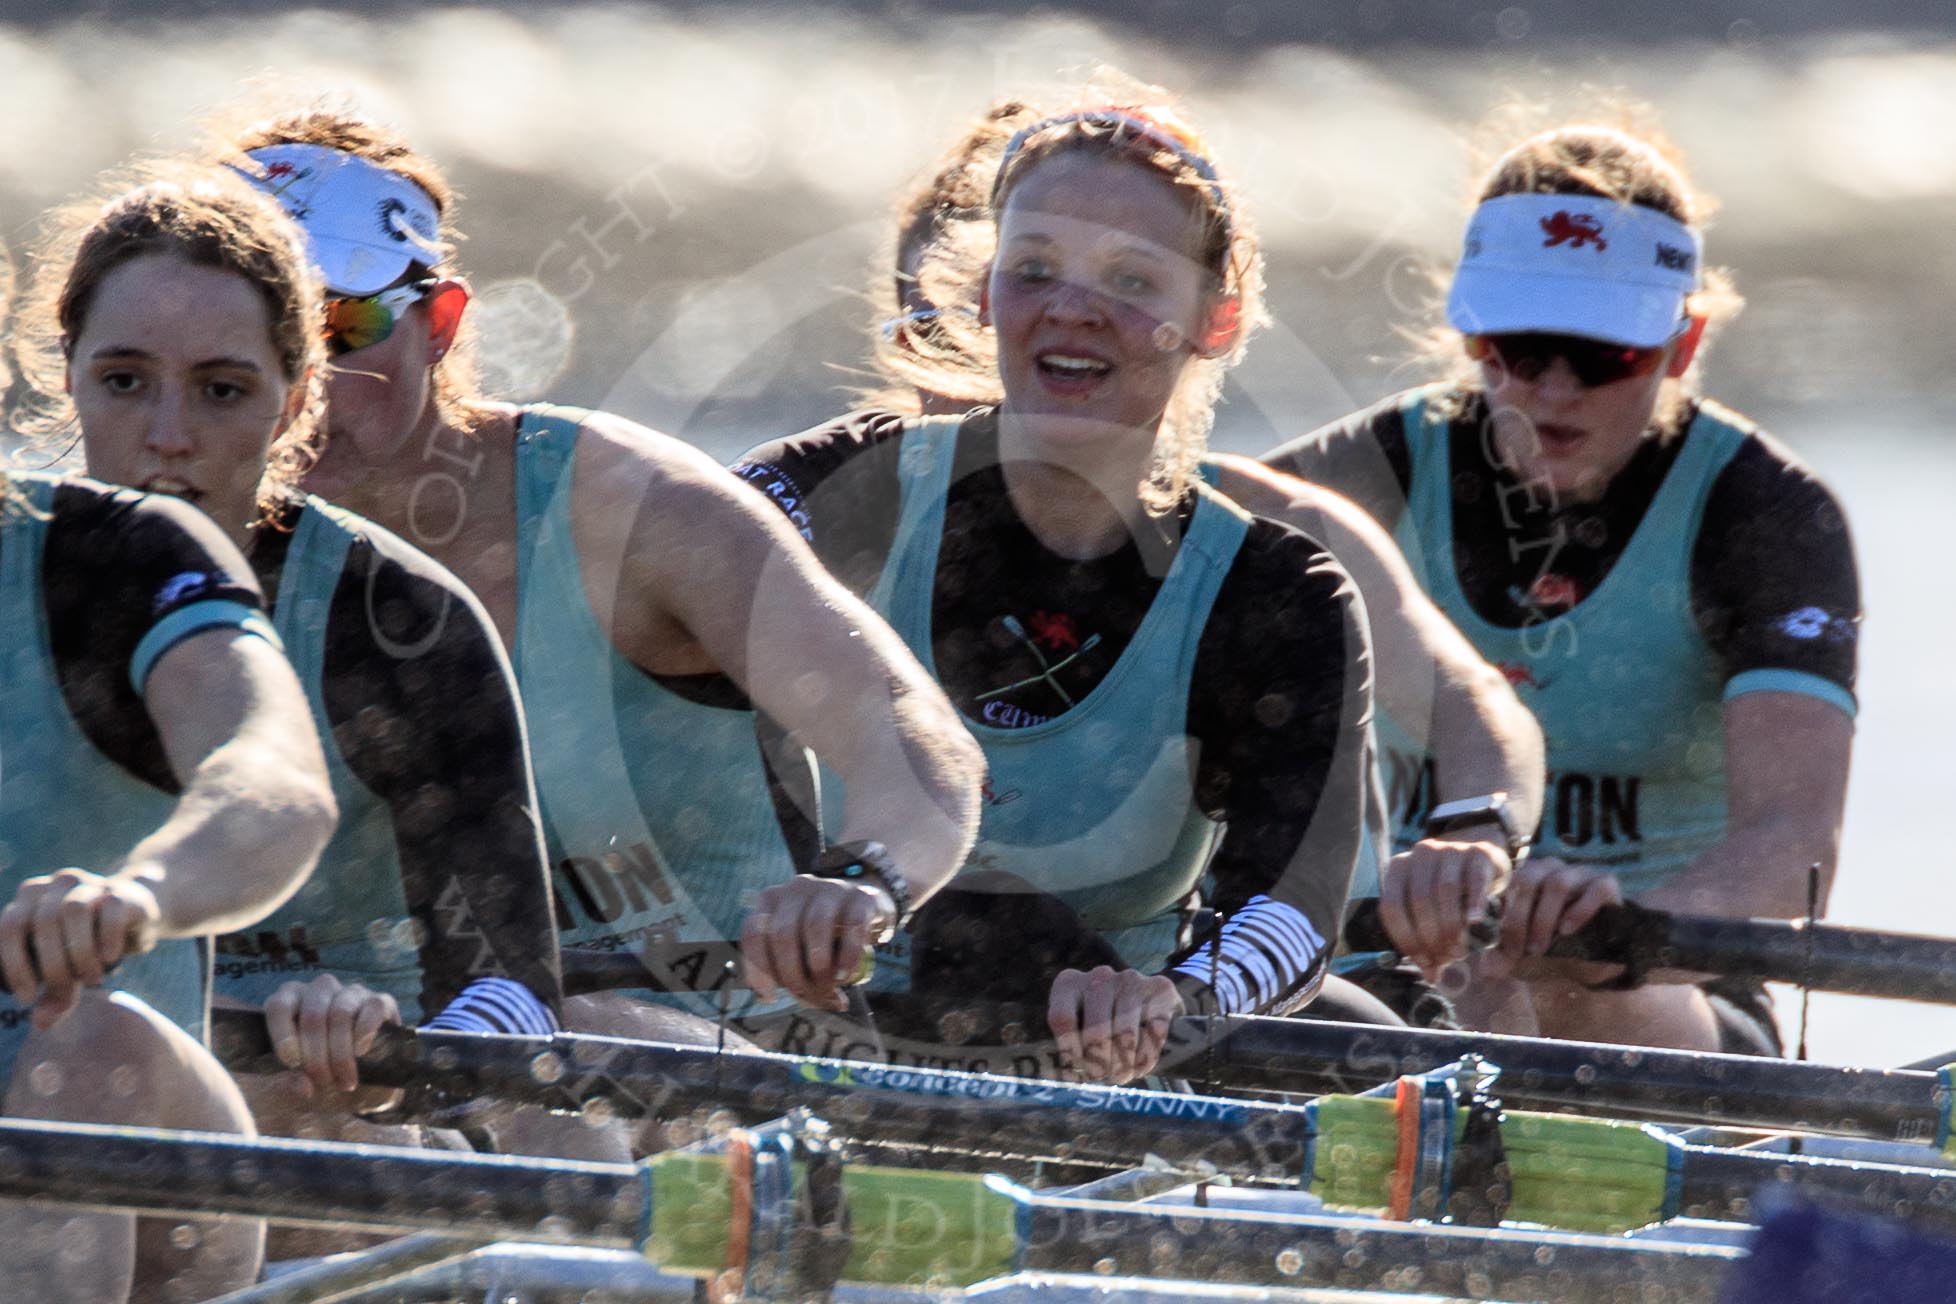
[991,110,1234,242]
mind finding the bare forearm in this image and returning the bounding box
[822,665,982,902]
[1638,821,1839,922]
[1641,693,1853,921]
[122,735,336,937]
[1428,660,1545,836]
[603,421,983,900]
[1207,457,1544,833]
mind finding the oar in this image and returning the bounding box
[214,1004,1956,1161]
[208,1013,1956,1238]
[1181,1013,1956,1147]
[568,900,1956,1010]
[212,1007,1318,1180]
[559,943,745,998]
[1344,898,1956,1005]
[0,1115,1746,1303]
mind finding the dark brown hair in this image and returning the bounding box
[12,162,326,514]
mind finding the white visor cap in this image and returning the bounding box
[1446,193,1701,348]
[235,144,443,296]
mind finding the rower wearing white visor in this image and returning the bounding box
[1261,116,1860,1056]
[217,111,981,1062]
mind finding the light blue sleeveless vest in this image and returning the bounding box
[512,407,799,1017]
[1391,388,1755,896]
[849,421,1248,988]
[0,473,212,1073]
[213,498,425,1018]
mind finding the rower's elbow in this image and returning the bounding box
[294,774,340,861]
[923,713,986,830]
[264,764,338,885]
[1437,658,1547,765]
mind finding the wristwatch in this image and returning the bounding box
[807,840,912,936]
[1423,792,1530,865]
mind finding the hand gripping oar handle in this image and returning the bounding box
[1342,898,1956,1005]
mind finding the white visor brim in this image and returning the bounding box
[1446,193,1700,348]
[236,144,443,296]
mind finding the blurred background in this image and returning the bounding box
[2,0,1950,1068]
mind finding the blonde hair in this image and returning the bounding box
[862,98,1037,414]
[901,71,1268,514]
[1413,98,1743,418]
[212,101,487,431]
[11,161,326,518]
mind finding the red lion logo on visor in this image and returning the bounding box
[1540,211,1608,251]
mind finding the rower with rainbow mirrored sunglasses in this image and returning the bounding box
[232,143,456,358]
[322,277,439,356]
[230,143,445,297]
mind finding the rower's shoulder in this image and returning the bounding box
[735,407,918,478]
[557,406,745,510]
[44,475,259,601]
[1206,453,1378,533]
[1212,453,1418,585]
[305,497,480,604]
[1263,383,1457,467]
[1226,511,1355,609]
[1690,399,1847,512]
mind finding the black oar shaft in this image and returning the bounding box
[0,1118,641,1243]
[1678,1145,1956,1226]
[1185,1015,1946,1143]
[213,1012,1315,1181]
[1346,899,1956,1006]
[1649,914,1956,1005]
[0,1118,1746,1303]
[215,1008,1955,1160]
[1019,1201,1736,1301]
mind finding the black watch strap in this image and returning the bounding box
[808,840,912,933]
[1424,792,1529,864]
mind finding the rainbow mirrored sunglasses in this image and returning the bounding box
[323,279,438,357]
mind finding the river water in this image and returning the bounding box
[2,3,1952,1069]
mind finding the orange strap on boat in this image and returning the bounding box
[706,1132,756,1304]
[1388,1076,1421,1220]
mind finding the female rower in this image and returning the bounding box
[1261,117,1859,1053]
[737,80,1372,1082]
[853,100,1550,1029]
[13,164,570,1176]
[0,265,336,1297]
[215,109,982,1047]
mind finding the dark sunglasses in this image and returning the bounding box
[1469,332,1669,388]
[323,279,438,357]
